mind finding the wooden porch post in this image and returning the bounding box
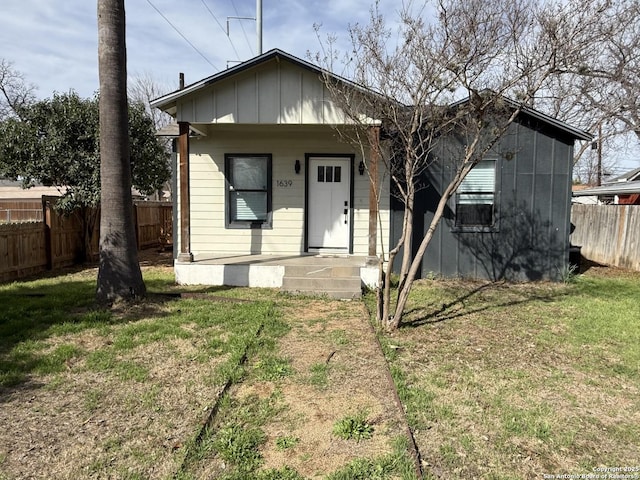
[367,126,380,259]
[177,121,193,262]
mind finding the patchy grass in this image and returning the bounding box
[0,257,417,479]
[182,298,416,479]
[0,263,288,479]
[333,410,375,442]
[375,265,640,479]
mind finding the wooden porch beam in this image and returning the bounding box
[177,121,193,262]
[367,126,380,258]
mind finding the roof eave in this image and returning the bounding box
[572,180,640,196]
[449,93,592,142]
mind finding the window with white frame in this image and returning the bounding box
[455,159,496,227]
[225,154,272,228]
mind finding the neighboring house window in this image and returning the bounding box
[225,154,272,228]
[455,159,496,227]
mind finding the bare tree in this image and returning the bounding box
[535,0,640,180]
[574,0,640,142]
[96,0,146,304]
[128,72,173,130]
[0,59,36,120]
[316,0,599,329]
[128,72,175,200]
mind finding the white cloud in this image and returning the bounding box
[0,0,400,99]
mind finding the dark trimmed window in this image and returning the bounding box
[455,159,496,227]
[225,154,272,228]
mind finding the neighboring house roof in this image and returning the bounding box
[0,179,151,201]
[572,180,640,197]
[0,179,64,199]
[604,166,640,184]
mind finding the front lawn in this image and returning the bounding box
[2,259,637,479]
[0,264,415,480]
[379,266,640,479]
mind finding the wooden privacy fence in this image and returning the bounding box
[0,198,173,283]
[0,200,43,223]
[134,202,173,249]
[571,204,640,271]
[0,222,48,281]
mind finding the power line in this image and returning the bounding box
[229,0,254,55]
[145,0,219,71]
[200,0,242,61]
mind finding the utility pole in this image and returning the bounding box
[597,122,602,186]
[227,0,263,58]
[257,0,262,55]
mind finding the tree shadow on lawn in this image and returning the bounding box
[0,277,238,394]
[401,280,568,328]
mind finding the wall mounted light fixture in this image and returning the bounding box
[295,159,301,174]
[358,160,365,175]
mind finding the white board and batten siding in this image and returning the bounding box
[180,128,389,258]
[176,59,350,126]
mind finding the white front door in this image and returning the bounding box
[308,156,351,251]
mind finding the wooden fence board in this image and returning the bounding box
[0,222,47,282]
[0,198,173,283]
[571,204,640,271]
[0,200,43,223]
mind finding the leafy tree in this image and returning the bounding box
[96,0,146,304]
[0,91,169,259]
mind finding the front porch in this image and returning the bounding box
[174,254,379,299]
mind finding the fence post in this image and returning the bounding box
[133,202,141,250]
[42,196,53,270]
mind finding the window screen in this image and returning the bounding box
[226,154,271,227]
[455,160,496,227]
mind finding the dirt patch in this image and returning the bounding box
[0,330,225,479]
[258,301,406,478]
[0,254,413,479]
[181,299,411,479]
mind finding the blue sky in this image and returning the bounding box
[1,0,637,172]
[0,0,390,98]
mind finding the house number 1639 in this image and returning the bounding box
[276,180,293,188]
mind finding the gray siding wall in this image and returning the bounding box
[391,119,575,281]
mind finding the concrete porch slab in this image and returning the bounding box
[174,254,380,290]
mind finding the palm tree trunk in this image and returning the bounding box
[96,0,145,304]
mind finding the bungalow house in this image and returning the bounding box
[150,49,590,294]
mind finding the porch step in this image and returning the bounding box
[281,264,362,299]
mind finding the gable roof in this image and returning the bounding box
[149,48,374,114]
[604,166,640,184]
[150,49,591,141]
[449,93,592,142]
